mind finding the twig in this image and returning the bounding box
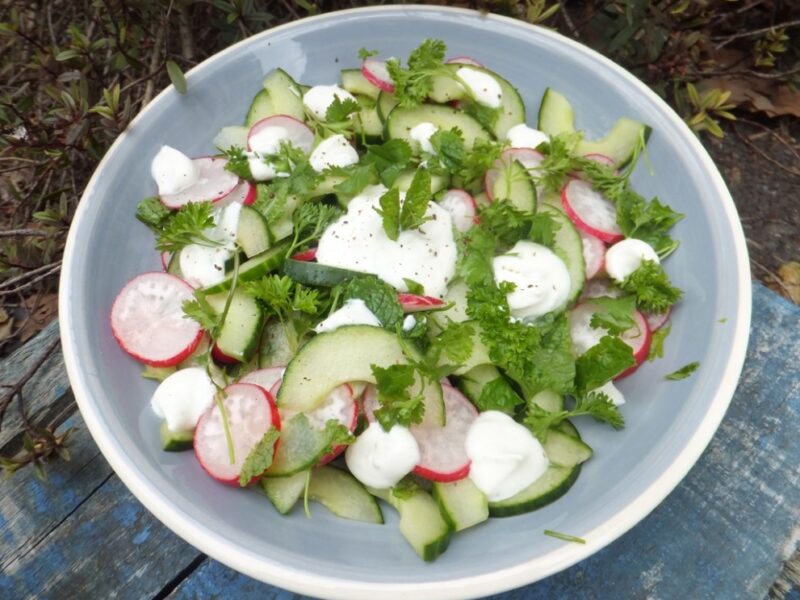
[706,0,766,28]
[732,124,800,178]
[736,117,800,164]
[714,19,800,49]
[751,258,793,299]
[687,65,800,81]
[142,18,167,106]
[0,229,52,238]
[0,335,61,429]
[0,261,62,293]
[177,1,195,61]
[559,1,580,39]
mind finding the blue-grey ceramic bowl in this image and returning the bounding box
[60,6,751,599]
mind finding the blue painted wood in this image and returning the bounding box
[165,283,800,599]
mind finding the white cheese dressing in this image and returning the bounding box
[505,124,549,149]
[313,299,382,334]
[605,238,660,282]
[179,201,242,288]
[465,411,549,501]
[594,380,625,406]
[315,185,457,297]
[493,240,572,321]
[309,134,359,172]
[345,422,421,489]
[456,67,503,108]
[303,85,357,120]
[150,367,216,432]
[150,146,199,195]
[409,122,438,154]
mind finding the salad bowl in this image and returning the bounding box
[59,5,751,599]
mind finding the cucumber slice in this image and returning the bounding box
[310,173,347,198]
[309,466,384,524]
[371,487,452,562]
[457,364,522,415]
[236,205,271,258]
[491,159,536,214]
[206,288,264,362]
[529,389,564,413]
[354,95,384,142]
[488,465,581,517]
[576,117,652,167]
[245,89,275,127]
[166,252,183,278]
[394,169,449,195]
[542,429,593,468]
[160,420,193,452]
[377,92,398,123]
[277,325,445,427]
[200,241,288,295]
[341,69,380,99]
[432,478,489,532]
[268,194,301,243]
[260,470,308,514]
[267,413,347,476]
[555,418,580,439]
[537,88,575,136]
[213,125,249,152]
[259,318,295,368]
[261,69,305,122]
[283,259,361,287]
[539,203,585,305]
[386,104,490,150]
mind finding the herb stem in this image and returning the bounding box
[544,529,586,544]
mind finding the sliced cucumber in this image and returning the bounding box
[537,88,575,136]
[529,389,564,413]
[166,252,183,278]
[377,92,398,123]
[277,325,444,427]
[457,364,522,415]
[213,125,249,152]
[259,318,295,368]
[542,429,593,468]
[200,241,288,295]
[245,89,275,127]
[267,413,347,476]
[206,288,264,362]
[160,420,193,452]
[394,169,449,195]
[261,68,305,122]
[261,470,308,514]
[432,478,489,532]
[488,465,581,517]
[555,418,580,439]
[309,466,384,524]
[283,259,361,287]
[428,278,469,328]
[538,203,585,305]
[576,117,651,167]
[491,159,536,214]
[386,104,490,150]
[371,487,452,562]
[354,95,384,142]
[310,173,347,198]
[341,69,380,99]
[236,205,271,258]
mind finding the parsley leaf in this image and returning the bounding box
[386,38,448,107]
[344,276,403,330]
[648,323,671,361]
[371,363,425,430]
[457,138,504,190]
[239,427,280,487]
[588,295,637,335]
[427,319,475,370]
[136,197,171,233]
[375,187,401,240]
[574,335,635,394]
[665,361,699,380]
[400,168,432,231]
[244,274,321,318]
[523,390,624,442]
[155,201,220,253]
[182,293,223,336]
[537,132,582,194]
[478,202,559,249]
[475,375,524,413]
[617,260,682,313]
[325,96,361,124]
[359,48,378,59]
[222,145,253,180]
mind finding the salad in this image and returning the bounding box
[110,39,689,562]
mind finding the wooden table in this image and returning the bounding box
[1,282,798,599]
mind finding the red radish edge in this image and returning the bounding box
[291,248,317,262]
[644,307,671,332]
[110,272,203,367]
[160,252,171,272]
[247,115,315,154]
[580,231,606,280]
[439,189,477,233]
[211,343,239,365]
[583,153,616,168]
[616,310,652,379]
[445,56,485,68]
[561,178,624,243]
[194,383,281,486]
[160,157,239,209]
[361,58,395,93]
[398,293,446,313]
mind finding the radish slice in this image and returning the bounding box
[160,252,171,272]
[644,307,671,332]
[583,153,616,168]
[211,343,239,365]
[110,272,203,367]
[580,231,606,280]
[439,189,477,233]
[361,58,395,93]
[160,157,239,209]
[240,367,285,394]
[398,293,446,312]
[412,385,477,482]
[579,278,621,301]
[291,247,317,262]
[216,180,256,207]
[561,178,623,243]
[445,56,484,68]
[569,302,651,377]
[194,383,280,486]
[501,147,544,171]
[247,115,315,154]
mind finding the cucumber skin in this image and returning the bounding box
[160,421,193,452]
[308,466,384,524]
[260,471,308,515]
[283,259,360,287]
[488,466,581,517]
[432,479,489,532]
[200,241,288,295]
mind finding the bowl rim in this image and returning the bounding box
[59,5,752,599]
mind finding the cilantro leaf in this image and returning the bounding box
[648,323,671,362]
[136,197,171,233]
[617,260,682,313]
[574,335,635,394]
[344,276,403,330]
[523,390,624,442]
[457,138,503,190]
[588,295,637,335]
[239,427,280,487]
[375,187,401,240]
[665,361,699,380]
[156,201,220,253]
[427,319,475,369]
[371,363,425,430]
[325,96,360,123]
[386,39,448,107]
[475,376,524,413]
[400,168,432,231]
[333,164,378,197]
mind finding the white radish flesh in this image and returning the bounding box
[361,58,395,93]
[247,115,315,154]
[580,230,606,280]
[438,189,477,233]
[159,157,239,209]
[561,178,623,243]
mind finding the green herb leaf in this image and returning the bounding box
[344,276,403,330]
[375,186,401,240]
[463,101,499,131]
[617,260,682,313]
[359,48,379,59]
[400,168,432,231]
[182,295,222,335]
[289,202,343,255]
[647,323,671,361]
[427,127,466,174]
[427,319,474,368]
[333,164,378,197]
[665,361,699,380]
[391,476,420,500]
[136,196,171,233]
[371,363,425,430]
[574,335,635,394]
[588,295,637,335]
[156,201,219,253]
[402,278,425,295]
[222,146,253,180]
[325,96,360,123]
[475,376,524,413]
[386,38,448,107]
[166,60,187,94]
[523,390,624,441]
[239,427,280,486]
[363,139,413,187]
[457,138,504,190]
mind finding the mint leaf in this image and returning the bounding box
[400,168,432,231]
[475,376,523,413]
[239,427,280,486]
[665,361,699,380]
[617,260,682,313]
[375,187,401,240]
[574,335,635,394]
[136,196,171,233]
[427,127,466,174]
[344,276,403,330]
[333,164,378,197]
[363,139,413,187]
[588,295,637,335]
[402,278,425,295]
[371,363,425,430]
[325,96,360,123]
